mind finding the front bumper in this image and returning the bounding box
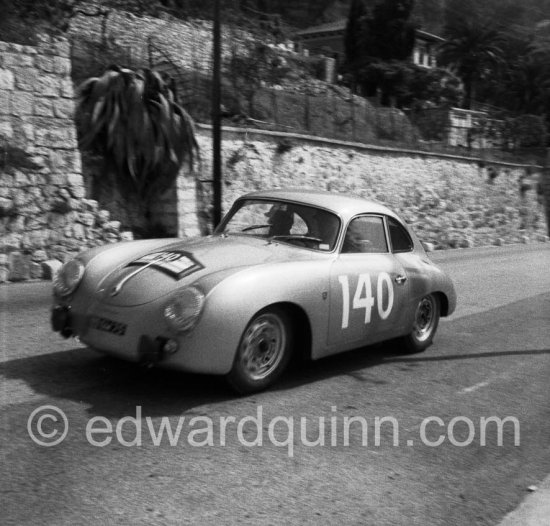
[50,294,240,375]
[51,304,169,366]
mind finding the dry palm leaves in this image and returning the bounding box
[77,65,199,198]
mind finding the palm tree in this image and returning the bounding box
[479,25,550,129]
[438,17,504,109]
[502,54,550,114]
[77,65,199,236]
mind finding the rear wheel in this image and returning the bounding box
[401,294,440,353]
[227,307,293,394]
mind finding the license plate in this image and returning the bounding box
[89,316,127,336]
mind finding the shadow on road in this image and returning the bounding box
[1,338,548,418]
[2,293,548,418]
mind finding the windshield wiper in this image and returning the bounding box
[241,224,271,232]
[270,234,322,243]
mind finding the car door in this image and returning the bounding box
[328,215,410,348]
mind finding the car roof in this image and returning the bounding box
[240,188,400,222]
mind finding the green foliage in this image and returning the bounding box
[438,16,503,108]
[344,0,369,69]
[444,0,550,31]
[352,59,461,109]
[229,42,291,115]
[370,0,416,61]
[438,1,550,141]
[408,67,463,108]
[410,0,445,34]
[344,0,417,102]
[407,107,449,141]
[503,115,548,148]
[346,0,416,63]
[77,65,199,234]
[477,27,550,120]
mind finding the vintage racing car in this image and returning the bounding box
[52,189,456,393]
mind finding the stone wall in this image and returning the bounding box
[69,9,255,75]
[186,127,549,250]
[1,33,548,285]
[0,36,131,283]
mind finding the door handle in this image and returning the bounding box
[395,275,407,284]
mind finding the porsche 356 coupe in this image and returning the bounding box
[52,189,456,393]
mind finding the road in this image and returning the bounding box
[1,244,549,525]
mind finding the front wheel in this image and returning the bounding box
[401,294,440,353]
[227,307,293,394]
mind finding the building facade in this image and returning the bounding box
[293,19,444,69]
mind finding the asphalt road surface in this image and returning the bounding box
[1,244,549,526]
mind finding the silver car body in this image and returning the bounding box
[52,189,456,375]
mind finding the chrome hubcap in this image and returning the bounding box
[240,314,286,380]
[413,296,435,342]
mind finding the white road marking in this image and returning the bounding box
[460,381,490,394]
[459,370,513,394]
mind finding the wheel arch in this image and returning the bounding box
[226,301,312,394]
[251,301,313,362]
[433,291,449,317]
[279,301,312,361]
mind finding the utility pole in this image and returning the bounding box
[212,0,223,229]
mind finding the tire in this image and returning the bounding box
[227,307,293,394]
[401,293,440,353]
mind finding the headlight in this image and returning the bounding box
[54,259,85,297]
[164,287,205,333]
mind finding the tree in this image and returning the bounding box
[370,0,416,61]
[344,0,369,71]
[503,114,548,148]
[77,65,199,237]
[344,0,417,103]
[438,16,503,108]
[411,0,445,35]
[402,66,462,108]
[497,50,549,114]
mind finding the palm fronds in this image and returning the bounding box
[77,65,199,199]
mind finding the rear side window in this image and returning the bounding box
[342,216,388,253]
[388,217,413,253]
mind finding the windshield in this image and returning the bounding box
[217,199,341,252]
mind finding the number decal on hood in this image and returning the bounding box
[129,251,203,279]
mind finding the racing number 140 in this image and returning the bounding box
[338,273,394,329]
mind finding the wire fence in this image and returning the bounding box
[69,34,547,168]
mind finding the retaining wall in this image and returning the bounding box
[1,36,548,284]
[186,127,549,250]
[0,36,131,282]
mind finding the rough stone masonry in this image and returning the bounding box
[189,128,549,250]
[0,33,549,284]
[0,35,132,283]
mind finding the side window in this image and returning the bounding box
[342,216,388,254]
[388,217,414,253]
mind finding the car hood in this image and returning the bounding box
[92,235,320,306]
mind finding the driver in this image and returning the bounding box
[265,205,294,236]
[310,211,339,250]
